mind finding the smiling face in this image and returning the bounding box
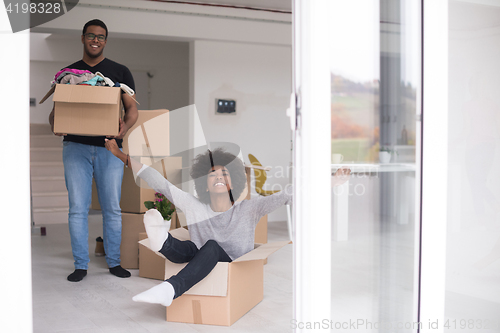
[81,25,107,59]
[206,165,232,194]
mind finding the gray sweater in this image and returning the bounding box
[138,166,292,260]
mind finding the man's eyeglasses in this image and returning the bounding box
[84,33,106,42]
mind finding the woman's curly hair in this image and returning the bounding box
[190,148,246,204]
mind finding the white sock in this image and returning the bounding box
[143,209,170,252]
[132,281,175,307]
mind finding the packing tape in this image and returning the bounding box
[192,300,202,324]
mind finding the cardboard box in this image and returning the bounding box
[138,228,290,326]
[138,212,265,275]
[92,156,182,213]
[121,212,146,269]
[40,84,123,136]
[122,211,179,269]
[254,214,268,244]
[123,109,170,157]
[139,232,167,280]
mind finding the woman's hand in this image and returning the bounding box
[332,167,351,187]
[104,138,121,157]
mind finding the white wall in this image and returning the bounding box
[30,33,190,123]
[193,40,292,222]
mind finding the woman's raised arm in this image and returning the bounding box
[104,138,198,213]
[104,138,143,174]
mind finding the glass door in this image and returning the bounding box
[329,1,421,332]
[292,0,422,331]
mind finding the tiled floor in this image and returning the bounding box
[31,215,293,333]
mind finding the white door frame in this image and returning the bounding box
[419,0,448,332]
[292,0,333,331]
[0,16,33,333]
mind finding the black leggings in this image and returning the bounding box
[159,236,232,299]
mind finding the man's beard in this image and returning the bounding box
[84,46,103,59]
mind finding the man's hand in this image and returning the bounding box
[107,93,138,140]
[107,119,128,140]
[104,138,121,157]
[332,167,351,187]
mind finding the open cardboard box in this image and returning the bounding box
[139,212,267,279]
[138,227,290,326]
[40,84,123,136]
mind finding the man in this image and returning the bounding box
[49,19,138,282]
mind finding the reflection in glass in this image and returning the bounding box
[330,1,420,332]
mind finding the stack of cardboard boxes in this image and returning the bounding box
[91,109,183,269]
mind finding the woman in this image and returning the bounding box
[105,138,350,306]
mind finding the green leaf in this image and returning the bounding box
[144,201,155,210]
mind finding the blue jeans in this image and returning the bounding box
[160,237,232,298]
[63,141,124,270]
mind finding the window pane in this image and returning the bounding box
[330,1,421,332]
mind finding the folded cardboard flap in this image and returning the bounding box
[233,240,292,263]
[39,85,56,104]
[169,226,190,241]
[138,238,166,259]
[53,84,121,104]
